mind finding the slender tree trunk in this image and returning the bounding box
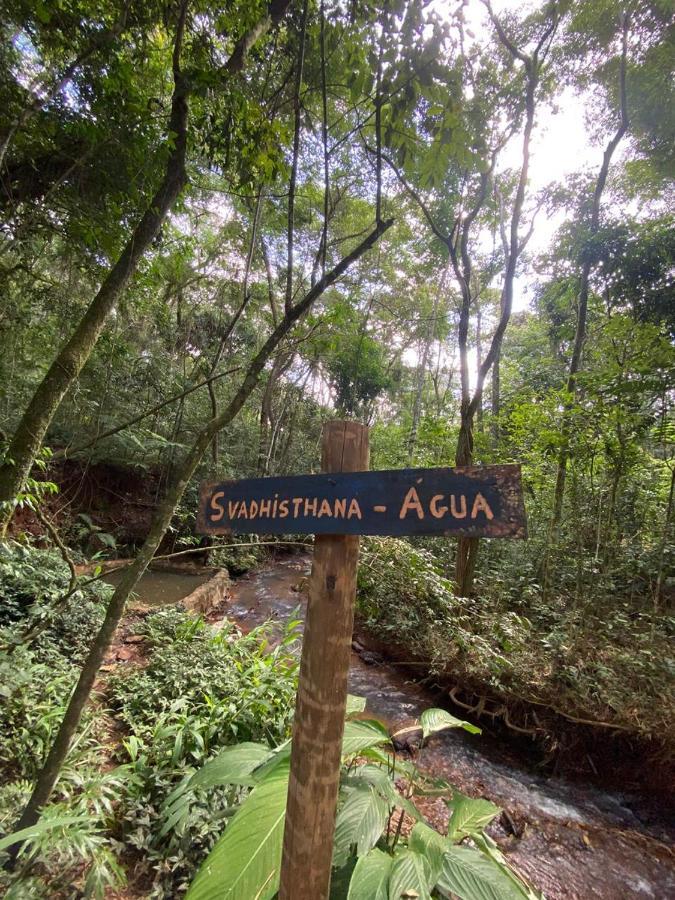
[408,269,444,464]
[7,218,393,849]
[451,2,559,595]
[476,302,483,431]
[284,0,309,315]
[602,449,623,571]
[258,353,292,475]
[207,379,219,464]
[455,407,478,595]
[0,0,293,535]
[546,18,629,562]
[654,465,675,614]
[0,8,190,534]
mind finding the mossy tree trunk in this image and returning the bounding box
[8,216,393,850]
[0,6,191,535]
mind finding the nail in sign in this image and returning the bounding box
[197,464,526,538]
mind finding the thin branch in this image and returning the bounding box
[209,191,264,372]
[220,0,293,80]
[319,0,330,280]
[469,6,561,416]
[374,148,451,247]
[482,0,529,65]
[34,507,77,592]
[55,367,240,459]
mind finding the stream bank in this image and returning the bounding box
[223,553,674,900]
[97,551,674,898]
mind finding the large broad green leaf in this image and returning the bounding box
[333,783,390,867]
[341,719,391,756]
[446,791,501,841]
[247,739,291,781]
[420,708,481,739]
[408,822,448,883]
[388,848,433,900]
[347,848,393,900]
[436,845,533,900]
[0,817,91,853]
[472,834,543,900]
[188,742,273,790]
[185,758,289,900]
[343,765,422,824]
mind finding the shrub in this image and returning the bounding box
[107,606,301,895]
[357,537,675,743]
[0,542,111,662]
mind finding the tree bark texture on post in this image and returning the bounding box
[279,420,369,900]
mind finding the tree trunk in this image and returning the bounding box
[0,8,190,534]
[0,0,294,535]
[476,301,483,431]
[406,340,427,466]
[547,18,629,552]
[491,345,500,448]
[454,406,478,595]
[654,465,675,614]
[6,216,393,851]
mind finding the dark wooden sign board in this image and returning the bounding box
[197,427,526,900]
[197,464,526,539]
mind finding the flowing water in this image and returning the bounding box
[222,554,675,900]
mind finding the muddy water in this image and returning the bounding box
[103,568,212,606]
[224,554,675,900]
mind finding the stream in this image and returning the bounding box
[126,554,675,899]
[226,555,675,900]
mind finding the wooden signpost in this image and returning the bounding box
[197,421,526,899]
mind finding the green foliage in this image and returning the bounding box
[104,607,300,895]
[0,545,126,896]
[0,0,673,895]
[0,542,110,659]
[110,611,299,749]
[184,704,537,900]
[357,536,675,743]
[0,551,302,898]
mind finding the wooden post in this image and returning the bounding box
[279,420,369,900]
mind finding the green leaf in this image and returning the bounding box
[187,742,272,790]
[388,848,433,899]
[344,765,422,824]
[447,791,501,841]
[247,740,291,781]
[185,758,289,900]
[419,708,481,739]
[436,845,533,900]
[333,783,390,866]
[342,719,391,756]
[0,817,91,853]
[346,694,367,717]
[472,834,543,900]
[347,848,393,900]
[408,822,447,883]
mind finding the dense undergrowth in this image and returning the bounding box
[0,544,300,898]
[0,542,543,900]
[358,537,675,748]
